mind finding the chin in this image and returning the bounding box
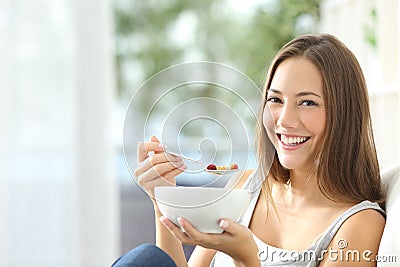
[278,157,304,171]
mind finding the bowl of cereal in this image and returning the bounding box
[154,186,251,233]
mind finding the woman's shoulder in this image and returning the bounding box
[321,204,385,265]
[335,206,385,241]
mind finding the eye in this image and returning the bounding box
[266,96,282,104]
[299,100,318,106]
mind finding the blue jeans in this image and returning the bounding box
[111,243,177,267]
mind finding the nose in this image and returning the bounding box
[276,103,299,129]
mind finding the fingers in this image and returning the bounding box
[135,152,181,176]
[159,216,197,246]
[137,160,185,187]
[162,164,187,183]
[177,218,206,242]
[218,219,234,234]
[150,135,160,143]
[161,216,258,263]
[175,218,223,249]
[135,136,188,197]
[178,218,242,247]
[137,135,166,163]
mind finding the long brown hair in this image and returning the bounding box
[256,34,385,205]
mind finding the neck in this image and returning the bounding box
[273,169,329,209]
[288,169,316,194]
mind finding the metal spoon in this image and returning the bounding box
[164,150,206,168]
[164,150,239,175]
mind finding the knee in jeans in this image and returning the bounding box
[111,243,177,267]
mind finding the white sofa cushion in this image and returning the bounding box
[378,164,400,266]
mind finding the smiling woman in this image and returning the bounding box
[264,58,326,172]
[113,34,386,267]
[258,35,384,206]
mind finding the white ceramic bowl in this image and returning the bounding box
[154,186,251,233]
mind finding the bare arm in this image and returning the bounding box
[188,246,217,267]
[135,136,188,266]
[155,208,188,267]
[319,209,385,266]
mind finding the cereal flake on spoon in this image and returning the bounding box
[205,163,239,174]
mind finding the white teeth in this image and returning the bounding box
[280,135,308,145]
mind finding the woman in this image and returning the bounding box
[113,34,386,266]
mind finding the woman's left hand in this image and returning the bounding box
[160,217,260,266]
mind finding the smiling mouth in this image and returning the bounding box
[277,134,311,146]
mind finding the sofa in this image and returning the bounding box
[378,164,400,266]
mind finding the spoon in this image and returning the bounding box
[164,150,240,175]
[164,150,206,168]
[205,169,240,175]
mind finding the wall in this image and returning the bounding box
[0,0,120,266]
[320,0,400,169]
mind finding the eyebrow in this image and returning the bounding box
[268,88,322,98]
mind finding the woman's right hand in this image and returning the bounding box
[134,136,186,201]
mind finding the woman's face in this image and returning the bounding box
[263,58,326,171]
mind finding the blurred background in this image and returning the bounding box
[1,0,399,266]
